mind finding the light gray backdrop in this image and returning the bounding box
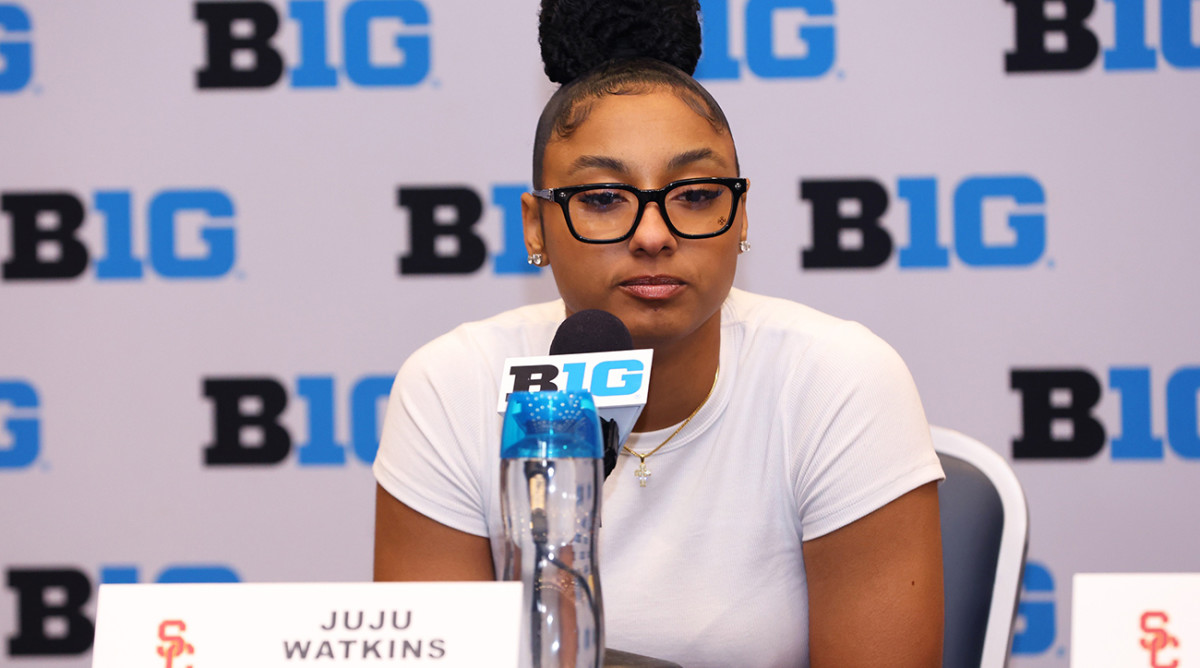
[2,1,1196,666]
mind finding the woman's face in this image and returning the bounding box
[522,89,747,349]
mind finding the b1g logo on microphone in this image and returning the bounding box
[1005,0,1200,73]
[501,352,652,402]
[499,350,654,443]
[0,189,238,282]
[801,175,1047,270]
[194,0,431,90]
[202,374,393,466]
[1011,366,1200,459]
[695,0,836,80]
[5,564,238,657]
[0,379,39,469]
[0,4,33,93]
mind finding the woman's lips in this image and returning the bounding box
[619,276,685,300]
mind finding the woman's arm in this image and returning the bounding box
[803,481,944,667]
[373,484,496,581]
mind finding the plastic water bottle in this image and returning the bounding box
[500,390,604,668]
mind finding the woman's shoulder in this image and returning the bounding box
[722,288,908,381]
[724,288,842,328]
[724,288,880,348]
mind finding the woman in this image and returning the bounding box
[374,1,944,665]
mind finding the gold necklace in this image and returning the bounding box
[622,367,719,488]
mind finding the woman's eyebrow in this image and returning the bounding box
[569,155,629,175]
[568,149,727,177]
[668,148,726,170]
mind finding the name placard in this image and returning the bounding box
[1071,573,1199,668]
[92,581,521,667]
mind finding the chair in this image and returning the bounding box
[932,426,1029,668]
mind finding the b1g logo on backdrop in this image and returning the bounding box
[195,0,431,90]
[5,564,238,657]
[1012,561,1058,656]
[202,374,393,466]
[1011,366,1200,459]
[1005,0,1200,72]
[0,379,38,469]
[0,4,32,93]
[0,189,237,281]
[801,175,1047,270]
[397,184,537,276]
[695,0,837,80]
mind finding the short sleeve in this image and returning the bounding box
[372,331,496,538]
[787,321,944,540]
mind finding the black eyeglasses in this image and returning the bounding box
[532,177,747,244]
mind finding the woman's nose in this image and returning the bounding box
[627,202,677,256]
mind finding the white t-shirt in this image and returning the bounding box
[374,288,943,668]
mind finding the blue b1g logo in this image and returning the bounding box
[1012,366,1200,460]
[696,0,836,79]
[203,374,395,466]
[801,175,1047,270]
[0,3,32,93]
[6,564,240,657]
[1,189,237,281]
[397,183,538,276]
[1006,0,1200,72]
[0,379,39,469]
[195,0,431,89]
[1012,561,1056,655]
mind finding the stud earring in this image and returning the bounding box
[739,241,751,253]
[527,253,544,266]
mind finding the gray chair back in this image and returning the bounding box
[932,427,1029,668]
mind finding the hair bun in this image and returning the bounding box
[539,0,703,84]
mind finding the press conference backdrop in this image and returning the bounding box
[1,1,1196,665]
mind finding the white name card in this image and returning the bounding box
[92,581,521,668]
[1072,573,1200,668]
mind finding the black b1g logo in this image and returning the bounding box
[1005,0,1200,72]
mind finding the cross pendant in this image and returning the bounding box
[634,460,651,487]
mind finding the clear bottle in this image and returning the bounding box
[500,390,604,668]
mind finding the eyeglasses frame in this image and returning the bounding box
[531,176,748,244]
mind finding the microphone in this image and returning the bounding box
[548,310,632,479]
[549,309,633,356]
[497,311,652,481]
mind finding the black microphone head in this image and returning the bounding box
[549,309,633,355]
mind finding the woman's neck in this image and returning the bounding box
[632,314,721,432]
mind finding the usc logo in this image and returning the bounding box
[157,620,195,668]
[1140,611,1180,668]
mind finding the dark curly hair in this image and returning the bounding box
[532,0,736,187]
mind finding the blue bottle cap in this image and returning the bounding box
[501,391,604,459]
